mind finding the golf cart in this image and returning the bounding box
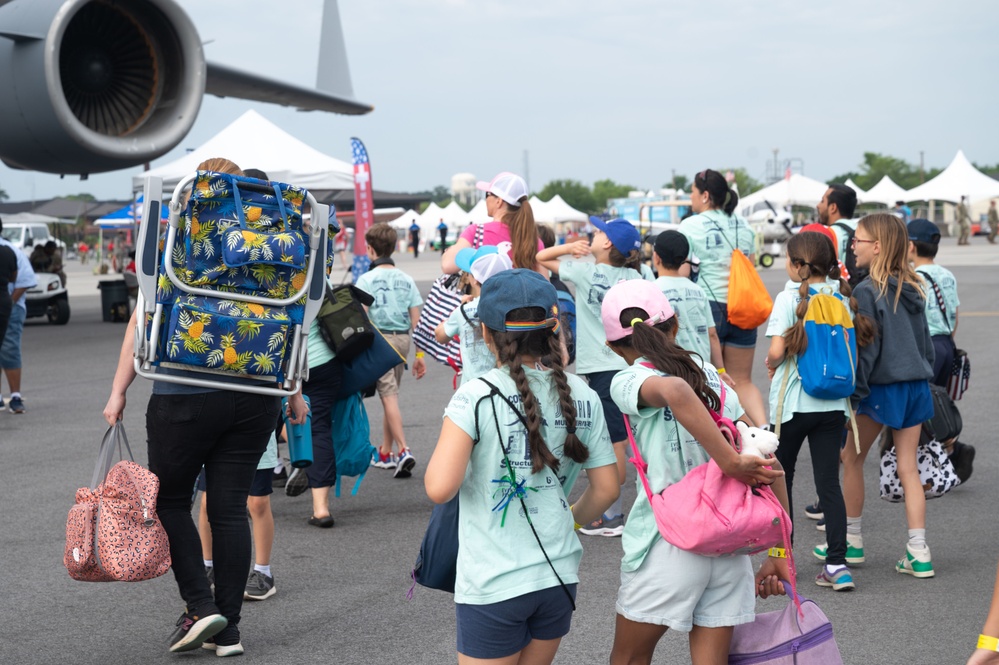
[25,272,70,325]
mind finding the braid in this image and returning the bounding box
[783,279,811,357]
[547,334,588,464]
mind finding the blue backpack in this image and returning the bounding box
[798,287,856,400]
[330,393,376,497]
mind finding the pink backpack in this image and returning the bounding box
[64,423,171,583]
[625,378,792,558]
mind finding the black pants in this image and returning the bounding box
[773,410,848,566]
[931,334,955,388]
[303,359,342,488]
[147,391,279,625]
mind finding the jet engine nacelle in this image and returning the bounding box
[0,0,205,175]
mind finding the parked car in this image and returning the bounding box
[1,222,68,252]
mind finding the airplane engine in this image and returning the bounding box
[0,0,205,174]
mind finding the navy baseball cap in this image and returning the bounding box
[908,218,941,244]
[590,217,642,255]
[478,269,559,334]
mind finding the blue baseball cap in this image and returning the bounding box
[908,218,941,244]
[478,269,559,334]
[456,245,512,283]
[589,216,642,255]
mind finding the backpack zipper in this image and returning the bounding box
[728,621,834,664]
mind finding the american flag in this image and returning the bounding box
[351,137,374,280]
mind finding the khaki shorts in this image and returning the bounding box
[376,333,410,397]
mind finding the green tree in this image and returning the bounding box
[725,168,762,197]
[536,179,597,214]
[663,175,689,192]
[830,153,923,190]
[592,179,635,210]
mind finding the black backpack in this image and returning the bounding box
[317,284,375,362]
[834,222,868,288]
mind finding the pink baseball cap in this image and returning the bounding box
[601,279,675,342]
[476,172,528,206]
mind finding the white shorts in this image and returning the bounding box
[616,538,756,632]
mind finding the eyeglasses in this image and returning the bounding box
[485,192,496,199]
[851,237,876,247]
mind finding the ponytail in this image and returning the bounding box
[502,197,540,271]
[609,246,642,271]
[723,186,739,215]
[694,169,739,216]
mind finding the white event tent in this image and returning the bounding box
[905,150,999,204]
[739,173,829,211]
[132,109,354,194]
[845,179,866,197]
[860,176,909,206]
[387,209,421,230]
[466,199,488,223]
[542,195,588,223]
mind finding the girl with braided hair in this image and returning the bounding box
[426,269,618,665]
[765,230,875,592]
[601,278,790,665]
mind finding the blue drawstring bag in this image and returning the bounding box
[330,393,375,497]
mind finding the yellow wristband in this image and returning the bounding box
[415,351,425,359]
[570,504,582,530]
[718,368,727,374]
[979,635,999,651]
[767,547,787,559]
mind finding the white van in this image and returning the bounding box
[1,222,67,252]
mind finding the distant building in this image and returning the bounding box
[451,173,477,207]
[607,189,689,224]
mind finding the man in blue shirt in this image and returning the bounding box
[0,215,37,414]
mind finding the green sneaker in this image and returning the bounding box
[896,544,934,578]
[813,535,865,564]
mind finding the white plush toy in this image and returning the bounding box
[736,421,780,459]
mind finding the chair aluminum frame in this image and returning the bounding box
[133,174,333,397]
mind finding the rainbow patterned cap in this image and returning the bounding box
[478,269,559,334]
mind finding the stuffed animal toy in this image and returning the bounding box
[736,421,779,459]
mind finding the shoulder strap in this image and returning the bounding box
[473,224,485,249]
[709,216,736,252]
[459,302,476,326]
[920,271,950,328]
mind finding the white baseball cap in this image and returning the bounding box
[456,246,513,284]
[476,172,528,207]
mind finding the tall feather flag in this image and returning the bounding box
[350,137,374,282]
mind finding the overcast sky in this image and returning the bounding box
[1,0,996,202]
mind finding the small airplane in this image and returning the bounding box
[0,0,372,176]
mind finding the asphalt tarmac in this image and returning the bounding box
[2,238,997,664]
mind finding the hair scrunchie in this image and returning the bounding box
[630,317,644,328]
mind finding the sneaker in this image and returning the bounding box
[206,565,215,589]
[271,466,288,488]
[578,514,625,537]
[284,467,309,497]
[814,535,865,564]
[168,606,227,653]
[394,449,416,478]
[816,517,826,532]
[244,570,276,600]
[370,450,397,470]
[8,396,25,414]
[815,565,856,591]
[950,441,976,484]
[896,544,934,578]
[804,500,823,520]
[202,624,244,657]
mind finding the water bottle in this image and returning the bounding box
[282,395,313,468]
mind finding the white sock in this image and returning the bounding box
[10,392,21,399]
[605,497,623,520]
[254,564,272,578]
[204,559,213,568]
[825,564,847,575]
[908,529,927,550]
[274,463,283,473]
[846,516,862,536]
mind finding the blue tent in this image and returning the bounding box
[94,196,168,229]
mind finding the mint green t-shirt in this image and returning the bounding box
[828,219,858,268]
[354,267,423,332]
[679,210,755,303]
[258,432,279,471]
[640,263,656,281]
[610,357,744,571]
[443,366,616,604]
[558,260,643,374]
[765,279,852,424]
[655,275,713,362]
[916,264,959,336]
[443,296,497,385]
[306,318,335,369]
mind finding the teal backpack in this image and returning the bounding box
[330,393,376,497]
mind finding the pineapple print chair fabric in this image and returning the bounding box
[134,170,334,396]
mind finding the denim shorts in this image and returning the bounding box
[197,467,274,497]
[858,380,934,430]
[456,584,577,659]
[709,301,758,349]
[0,305,25,369]
[583,370,628,442]
[616,538,755,632]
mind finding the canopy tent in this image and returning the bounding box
[905,150,999,204]
[387,209,421,230]
[528,196,553,223]
[466,199,488,222]
[860,176,909,206]
[93,196,169,229]
[132,109,354,194]
[845,179,866,196]
[738,173,829,211]
[441,200,472,226]
[543,195,588,223]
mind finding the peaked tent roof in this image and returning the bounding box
[132,109,354,194]
[528,196,553,223]
[387,209,421,230]
[739,173,829,211]
[544,194,588,223]
[905,150,999,204]
[441,201,471,226]
[466,199,489,223]
[845,178,866,196]
[860,176,909,206]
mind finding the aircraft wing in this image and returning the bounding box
[206,61,373,115]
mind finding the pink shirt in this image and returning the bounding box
[459,221,544,264]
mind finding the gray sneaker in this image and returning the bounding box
[578,514,625,537]
[284,467,309,497]
[243,570,276,600]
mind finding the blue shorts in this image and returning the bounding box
[0,305,25,369]
[456,584,577,659]
[584,370,627,442]
[709,301,758,349]
[858,380,934,430]
[197,467,273,497]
